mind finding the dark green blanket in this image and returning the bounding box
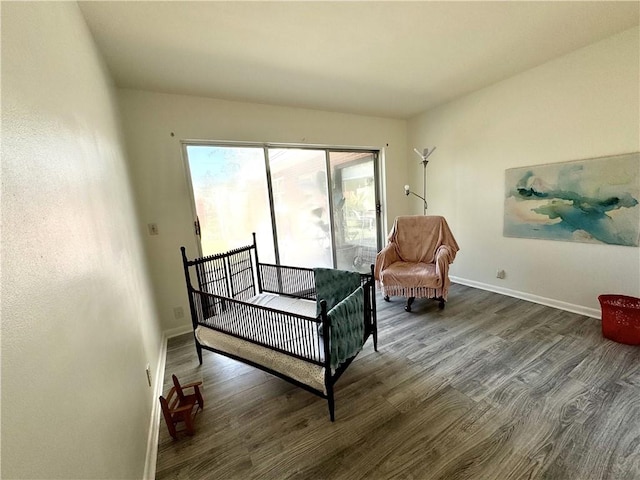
[314,268,365,369]
[328,286,365,369]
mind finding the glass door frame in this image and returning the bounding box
[182,140,382,268]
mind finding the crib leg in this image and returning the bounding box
[196,343,203,365]
[327,387,335,422]
[372,299,378,350]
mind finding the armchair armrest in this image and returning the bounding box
[435,245,456,280]
[374,244,400,280]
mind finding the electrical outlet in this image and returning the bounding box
[173,306,184,319]
[496,269,506,279]
[145,364,152,387]
[148,223,159,235]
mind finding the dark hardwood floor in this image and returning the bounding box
[156,283,640,479]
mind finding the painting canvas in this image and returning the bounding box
[504,153,640,247]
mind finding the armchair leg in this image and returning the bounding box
[384,295,390,302]
[438,297,445,310]
[405,297,415,312]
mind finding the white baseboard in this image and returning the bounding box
[143,333,168,480]
[449,276,600,319]
[164,324,193,339]
[142,324,193,479]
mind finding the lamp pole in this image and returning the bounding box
[421,157,428,215]
[406,146,436,215]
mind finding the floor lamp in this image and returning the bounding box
[404,146,436,215]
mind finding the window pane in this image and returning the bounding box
[186,145,275,262]
[269,148,333,268]
[330,152,377,272]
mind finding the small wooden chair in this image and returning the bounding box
[159,375,204,439]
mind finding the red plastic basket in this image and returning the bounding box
[598,295,640,345]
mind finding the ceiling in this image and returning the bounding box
[79,1,639,119]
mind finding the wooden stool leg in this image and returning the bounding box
[195,386,204,410]
[159,397,178,439]
[183,412,195,436]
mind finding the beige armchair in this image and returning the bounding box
[374,215,459,312]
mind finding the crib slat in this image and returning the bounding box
[192,289,325,365]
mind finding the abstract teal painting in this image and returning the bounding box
[504,153,640,247]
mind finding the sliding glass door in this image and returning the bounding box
[184,145,276,262]
[329,151,378,272]
[184,143,380,271]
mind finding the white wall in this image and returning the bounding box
[1,3,162,478]
[117,89,407,332]
[408,27,640,316]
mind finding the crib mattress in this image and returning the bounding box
[196,293,326,394]
[247,293,317,317]
[195,326,326,394]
